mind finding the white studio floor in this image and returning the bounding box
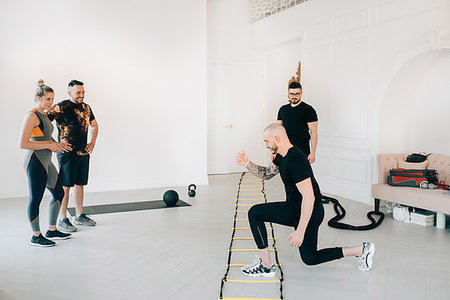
[0,173,449,300]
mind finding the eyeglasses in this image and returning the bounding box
[289,93,301,97]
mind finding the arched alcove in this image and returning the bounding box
[379,49,450,154]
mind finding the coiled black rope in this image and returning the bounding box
[322,195,384,231]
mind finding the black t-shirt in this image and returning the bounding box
[47,100,95,154]
[273,146,322,207]
[277,101,318,156]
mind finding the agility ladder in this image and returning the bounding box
[219,172,284,300]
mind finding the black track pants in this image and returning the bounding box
[248,201,344,266]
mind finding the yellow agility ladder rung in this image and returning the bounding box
[238,183,264,191]
[229,249,277,252]
[234,227,273,230]
[227,263,281,267]
[237,204,254,207]
[239,186,263,188]
[219,298,282,300]
[239,193,264,196]
[235,210,249,213]
[224,279,280,283]
[231,237,274,240]
[237,198,265,200]
[240,185,262,187]
[233,219,249,221]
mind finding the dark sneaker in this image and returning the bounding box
[58,218,78,232]
[241,256,276,277]
[357,242,375,271]
[45,229,71,240]
[74,213,96,226]
[30,234,56,247]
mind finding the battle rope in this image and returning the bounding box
[322,195,384,231]
[219,172,284,300]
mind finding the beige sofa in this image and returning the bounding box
[372,153,450,229]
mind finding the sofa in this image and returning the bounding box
[372,153,450,229]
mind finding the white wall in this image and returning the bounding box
[208,0,264,65]
[263,40,302,123]
[249,0,450,203]
[379,50,450,154]
[207,0,268,171]
[0,0,208,198]
[405,53,450,154]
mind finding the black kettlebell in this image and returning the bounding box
[188,184,196,197]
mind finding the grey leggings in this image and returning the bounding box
[248,201,344,265]
[27,153,63,232]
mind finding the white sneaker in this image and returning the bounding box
[357,242,375,271]
[241,255,276,277]
[73,214,96,226]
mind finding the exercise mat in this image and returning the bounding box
[68,199,191,216]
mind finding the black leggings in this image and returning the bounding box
[27,153,64,232]
[248,201,343,266]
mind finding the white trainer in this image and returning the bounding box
[241,255,276,277]
[357,242,375,271]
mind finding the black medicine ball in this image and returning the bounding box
[163,190,179,207]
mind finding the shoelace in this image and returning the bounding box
[246,264,265,274]
[244,256,261,270]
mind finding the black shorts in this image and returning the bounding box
[57,152,90,187]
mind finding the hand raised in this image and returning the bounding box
[236,151,249,167]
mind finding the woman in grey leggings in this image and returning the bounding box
[19,80,72,247]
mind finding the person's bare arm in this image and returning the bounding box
[236,151,279,180]
[286,178,315,247]
[307,121,318,164]
[86,119,99,153]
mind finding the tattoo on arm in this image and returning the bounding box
[246,161,279,180]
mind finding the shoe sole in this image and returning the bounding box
[57,226,77,233]
[73,221,96,226]
[57,228,77,233]
[241,271,277,278]
[29,242,55,247]
[46,236,71,240]
[359,243,375,271]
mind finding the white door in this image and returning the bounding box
[208,64,265,174]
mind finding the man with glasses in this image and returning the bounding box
[277,81,318,164]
